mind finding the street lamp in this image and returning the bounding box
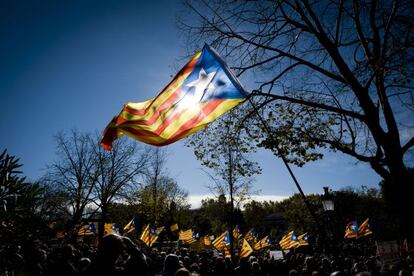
[321,186,334,211]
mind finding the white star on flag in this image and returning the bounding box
[186,68,216,102]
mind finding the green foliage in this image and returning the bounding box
[186,107,261,205]
[128,176,190,226]
[177,197,246,235]
[251,100,327,167]
[243,187,400,240]
[0,150,47,248]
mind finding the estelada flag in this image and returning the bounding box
[78,223,96,236]
[344,221,358,239]
[240,238,254,258]
[212,231,230,251]
[279,231,299,250]
[140,225,159,247]
[358,218,372,237]
[233,225,242,239]
[101,44,248,150]
[123,217,137,234]
[254,235,271,250]
[245,229,255,242]
[104,223,120,235]
[294,233,309,248]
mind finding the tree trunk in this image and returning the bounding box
[381,168,414,239]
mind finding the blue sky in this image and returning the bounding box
[0,0,381,207]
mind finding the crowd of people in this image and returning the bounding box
[1,233,413,276]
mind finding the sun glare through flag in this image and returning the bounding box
[101,44,248,150]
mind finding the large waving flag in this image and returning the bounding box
[101,44,248,150]
[279,231,299,250]
[344,221,358,239]
[358,218,372,237]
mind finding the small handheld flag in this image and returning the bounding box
[233,225,242,239]
[140,225,158,247]
[245,229,255,242]
[123,217,137,234]
[212,231,230,251]
[240,239,254,258]
[294,233,309,248]
[254,235,271,251]
[358,218,372,237]
[104,223,120,235]
[101,44,248,149]
[78,223,96,236]
[279,231,299,250]
[344,221,358,239]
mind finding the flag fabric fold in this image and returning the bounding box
[101,44,248,149]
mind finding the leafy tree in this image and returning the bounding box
[181,0,414,236]
[244,200,280,234]
[131,175,189,226]
[127,148,190,227]
[187,109,262,256]
[187,109,261,207]
[197,196,229,234]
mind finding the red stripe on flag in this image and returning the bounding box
[120,99,225,145]
[168,99,225,138]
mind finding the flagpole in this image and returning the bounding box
[246,94,322,234]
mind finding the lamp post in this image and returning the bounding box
[321,187,335,253]
[321,187,334,212]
